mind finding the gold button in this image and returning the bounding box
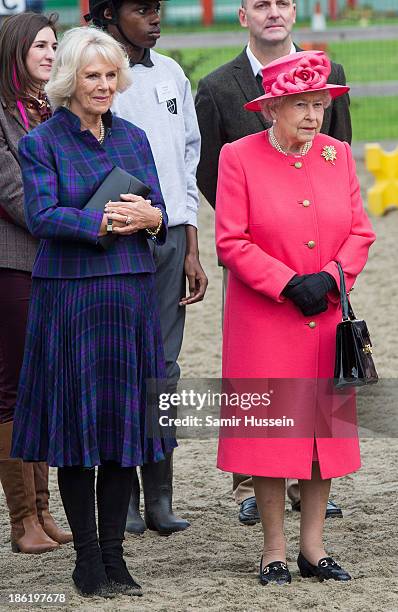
[302,199,311,207]
[307,240,316,249]
[308,321,316,329]
[294,161,303,169]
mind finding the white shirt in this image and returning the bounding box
[112,50,200,228]
[246,42,296,78]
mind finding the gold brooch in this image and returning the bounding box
[321,145,337,165]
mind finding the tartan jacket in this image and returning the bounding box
[19,107,167,279]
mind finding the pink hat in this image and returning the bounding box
[245,50,349,112]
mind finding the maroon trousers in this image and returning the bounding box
[0,269,31,424]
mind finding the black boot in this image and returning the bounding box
[97,462,143,596]
[142,452,190,536]
[125,468,146,535]
[57,467,112,598]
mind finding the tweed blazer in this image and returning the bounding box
[195,46,352,208]
[0,97,38,271]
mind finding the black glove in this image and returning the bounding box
[282,272,337,316]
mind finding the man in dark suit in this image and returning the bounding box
[195,0,351,526]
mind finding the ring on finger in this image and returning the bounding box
[125,215,133,226]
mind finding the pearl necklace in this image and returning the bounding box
[98,119,105,144]
[81,118,105,144]
[268,126,312,157]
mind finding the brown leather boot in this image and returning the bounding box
[0,421,59,554]
[33,462,73,544]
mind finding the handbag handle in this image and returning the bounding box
[336,262,356,321]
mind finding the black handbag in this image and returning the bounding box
[334,262,378,389]
[84,166,151,250]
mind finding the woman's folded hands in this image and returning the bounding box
[282,272,337,316]
[103,194,161,235]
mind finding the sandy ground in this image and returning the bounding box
[1,161,398,611]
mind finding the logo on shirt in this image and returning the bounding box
[166,99,177,115]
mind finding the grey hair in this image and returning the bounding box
[45,26,131,109]
[260,90,332,121]
[260,97,285,121]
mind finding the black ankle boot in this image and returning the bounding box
[142,452,190,536]
[71,553,112,598]
[125,469,146,535]
[58,467,112,598]
[97,463,143,596]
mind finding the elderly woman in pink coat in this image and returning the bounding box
[216,51,375,585]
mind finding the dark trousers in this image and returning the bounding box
[0,269,31,424]
[149,225,186,392]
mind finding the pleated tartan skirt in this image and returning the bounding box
[11,273,176,467]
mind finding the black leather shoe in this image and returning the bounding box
[297,552,351,581]
[325,499,343,519]
[238,496,260,525]
[259,558,291,585]
[291,498,343,519]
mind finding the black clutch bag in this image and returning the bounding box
[84,166,151,250]
[334,261,378,389]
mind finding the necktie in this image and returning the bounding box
[256,73,265,94]
[254,73,271,126]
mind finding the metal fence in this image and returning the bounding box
[163,0,398,25]
[43,0,398,28]
[8,3,398,144]
[157,25,398,144]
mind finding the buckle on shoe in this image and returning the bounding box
[320,558,337,568]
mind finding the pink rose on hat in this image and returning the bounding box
[244,51,350,112]
[270,55,331,96]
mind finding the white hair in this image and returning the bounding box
[260,90,332,121]
[45,26,131,109]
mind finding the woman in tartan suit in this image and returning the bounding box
[11,27,171,597]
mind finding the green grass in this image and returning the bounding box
[159,46,242,90]
[328,40,398,83]
[351,97,398,142]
